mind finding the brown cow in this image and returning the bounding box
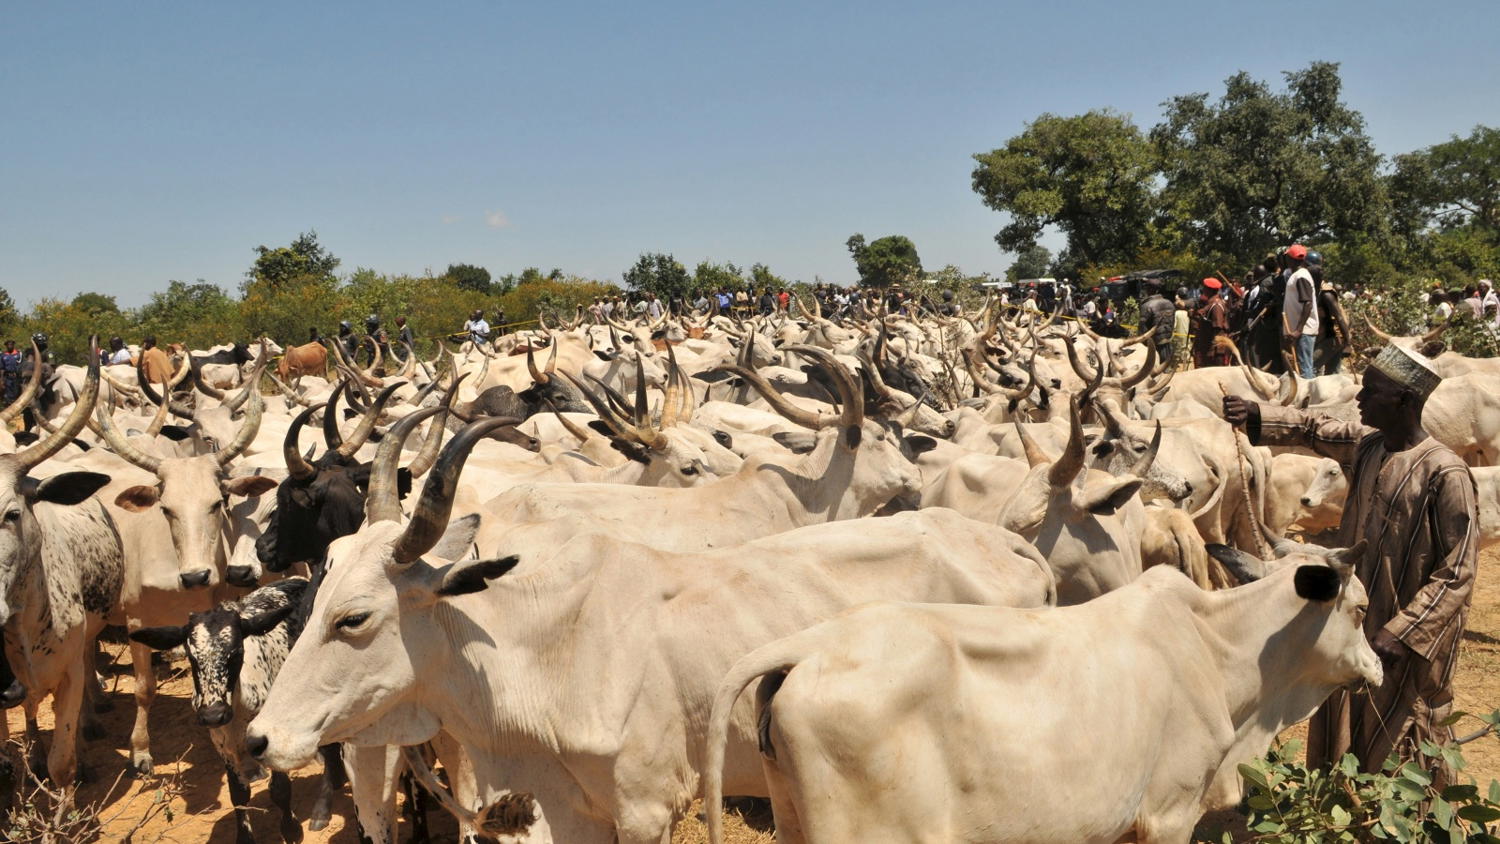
[276,341,328,379]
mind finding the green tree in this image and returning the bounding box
[70,292,120,317]
[1390,125,1500,236]
[0,287,18,335]
[246,230,340,289]
[749,263,790,291]
[693,260,745,292]
[1151,62,1389,261]
[622,253,693,301]
[1005,244,1053,282]
[971,110,1158,272]
[846,234,923,288]
[445,263,492,294]
[136,280,238,348]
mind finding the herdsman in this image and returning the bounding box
[1224,344,1478,783]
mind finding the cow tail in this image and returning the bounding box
[703,633,817,844]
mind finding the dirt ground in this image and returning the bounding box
[9,545,1500,843]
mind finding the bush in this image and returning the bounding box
[1235,710,1500,842]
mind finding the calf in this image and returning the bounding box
[1267,453,1347,537]
[129,578,342,844]
[704,541,1381,844]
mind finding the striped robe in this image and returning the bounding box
[1253,405,1479,781]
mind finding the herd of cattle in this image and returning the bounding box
[1,301,1498,843]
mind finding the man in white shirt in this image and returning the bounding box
[1281,244,1318,379]
[1480,280,1499,318]
[463,310,490,346]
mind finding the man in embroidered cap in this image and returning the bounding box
[1223,344,1478,784]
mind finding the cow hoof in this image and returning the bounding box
[279,817,304,844]
[130,752,153,777]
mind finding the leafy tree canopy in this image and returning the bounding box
[693,260,746,292]
[847,233,923,288]
[972,110,1157,271]
[1151,62,1389,260]
[1390,124,1500,237]
[622,253,692,301]
[445,263,492,294]
[247,230,340,289]
[1005,244,1053,282]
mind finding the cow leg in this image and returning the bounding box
[23,710,47,781]
[270,769,303,843]
[760,758,806,844]
[401,771,430,842]
[127,641,155,775]
[44,656,83,786]
[225,761,256,844]
[308,743,344,831]
[89,639,113,713]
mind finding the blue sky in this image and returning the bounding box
[3,1,1497,308]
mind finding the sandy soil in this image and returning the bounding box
[9,546,1500,843]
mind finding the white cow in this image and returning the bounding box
[704,541,1381,844]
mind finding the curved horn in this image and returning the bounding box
[283,402,325,481]
[335,382,406,459]
[0,340,46,423]
[95,404,163,475]
[392,416,517,564]
[407,372,467,478]
[526,344,548,384]
[144,374,172,436]
[786,344,862,433]
[322,378,348,451]
[17,338,100,470]
[221,341,269,413]
[1048,397,1086,489]
[1363,316,1394,343]
[1117,339,1157,390]
[1421,321,1448,345]
[1012,419,1051,469]
[1076,347,1105,406]
[561,372,636,441]
[363,335,383,376]
[1064,335,1098,383]
[1279,371,1300,407]
[189,355,227,400]
[215,389,263,466]
[365,406,446,526]
[1130,420,1163,477]
[709,363,828,431]
[397,342,418,380]
[660,343,684,429]
[136,357,196,419]
[545,398,593,444]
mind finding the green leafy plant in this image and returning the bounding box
[1234,710,1500,842]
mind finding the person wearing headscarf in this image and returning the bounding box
[1223,345,1478,785]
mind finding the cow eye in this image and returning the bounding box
[681,465,698,476]
[3,509,20,523]
[335,611,371,632]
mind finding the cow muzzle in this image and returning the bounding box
[198,702,233,727]
[225,565,258,588]
[179,569,213,589]
[0,681,26,708]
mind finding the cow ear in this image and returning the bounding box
[129,626,187,651]
[903,435,937,455]
[1206,544,1267,585]
[436,555,521,597]
[592,351,616,362]
[115,485,161,512]
[222,476,279,499]
[159,426,191,442]
[586,421,614,437]
[429,513,482,561]
[772,431,818,454]
[238,581,308,636]
[1089,440,1115,458]
[1294,565,1341,603]
[1078,477,1142,515]
[12,432,38,447]
[608,439,651,464]
[21,472,112,505]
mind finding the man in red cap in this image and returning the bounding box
[1282,243,1318,378]
[1191,277,1231,367]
